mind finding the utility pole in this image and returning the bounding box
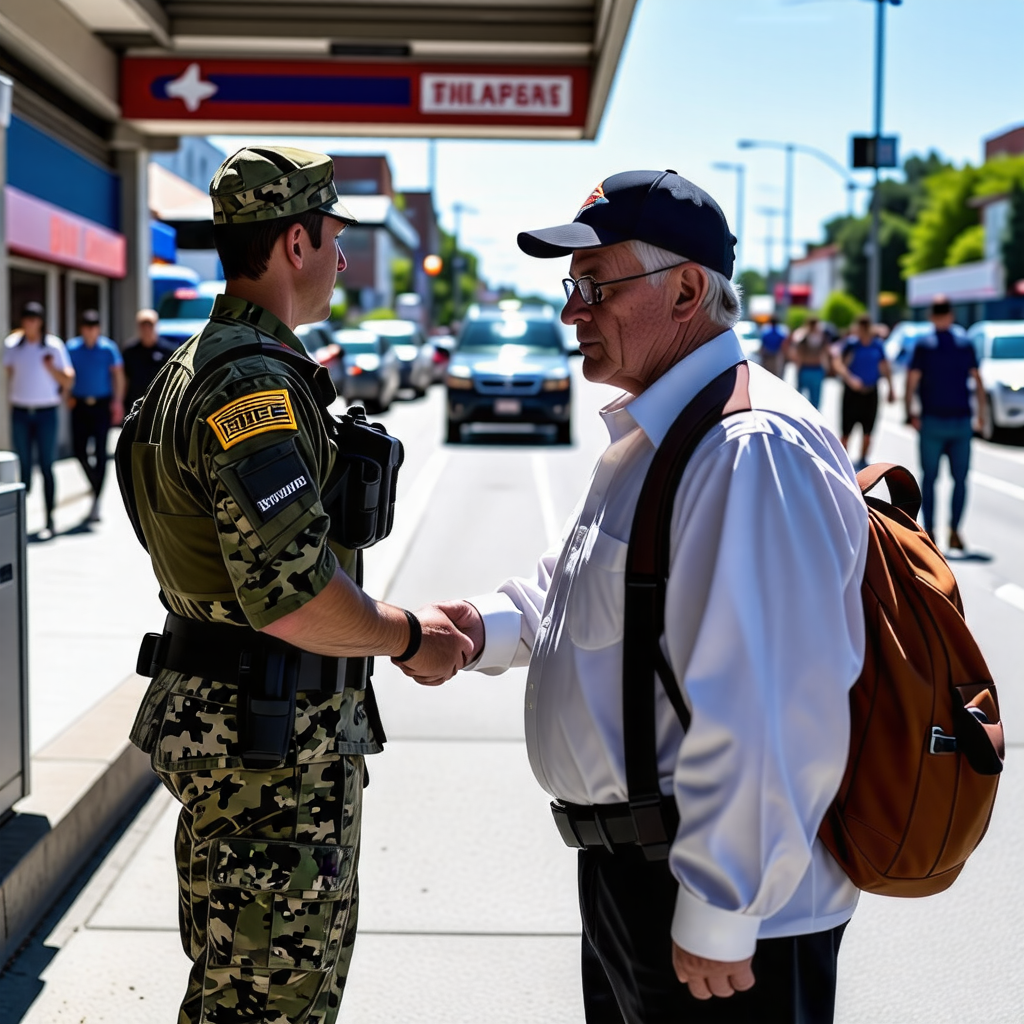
[711,161,746,272]
[783,143,794,271]
[450,201,476,320]
[868,0,890,323]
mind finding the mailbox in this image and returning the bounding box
[0,482,29,821]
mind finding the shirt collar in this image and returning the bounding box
[601,329,746,447]
[211,294,306,355]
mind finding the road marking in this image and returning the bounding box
[532,453,561,549]
[363,446,450,600]
[995,583,1024,613]
[971,471,1024,503]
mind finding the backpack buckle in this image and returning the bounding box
[929,726,957,755]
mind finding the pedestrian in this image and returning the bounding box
[2,300,74,540]
[120,145,472,1024]
[835,313,895,470]
[788,315,831,408]
[400,171,869,1023]
[66,309,124,522]
[904,296,986,551]
[758,315,787,376]
[122,308,176,408]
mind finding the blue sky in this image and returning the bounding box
[215,0,1024,302]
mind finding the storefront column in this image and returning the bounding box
[0,75,13,451]
[113,145,150,344]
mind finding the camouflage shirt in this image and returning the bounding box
[133,294,353,628]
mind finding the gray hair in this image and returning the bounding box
[627,240,742,330]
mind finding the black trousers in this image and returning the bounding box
[71,400,111,497]
[579,846,846,1024]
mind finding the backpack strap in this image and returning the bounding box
[856,462,922,520]
[623,361,751,860]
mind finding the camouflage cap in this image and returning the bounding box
[210,146,357,226]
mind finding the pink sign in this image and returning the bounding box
[5,186,126,278]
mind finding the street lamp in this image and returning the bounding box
[711,161,745,273]
[757,207,784,276]
[866,0,903,323]
[738,138,867,266]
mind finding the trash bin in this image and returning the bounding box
[0,481,29,821]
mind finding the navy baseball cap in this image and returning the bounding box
[517,169,737,278]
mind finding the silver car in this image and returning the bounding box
[295,321,346,395]
[362,319,436,396]
[335,328,401,413]
[967,321,1024,440]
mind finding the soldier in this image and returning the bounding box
[122,146,472,1023]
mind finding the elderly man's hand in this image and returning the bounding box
[392,605,474,686]
[393,601,484,685]
[672,942,755,1000]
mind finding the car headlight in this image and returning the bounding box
[542,374,571,392]
[446,372,473,390]
[354,354,380,371]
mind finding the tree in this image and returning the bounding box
[820,291,865,330]
[430,227,482,325]
[902,165,981,276]
[736,268,767,299]
[945,224,985,266]
[1002,182,1024,291]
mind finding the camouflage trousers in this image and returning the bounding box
[157,755,363,1024]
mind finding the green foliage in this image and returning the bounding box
[903,164,980,277]
[819,291,865,330]
[832,211,911,312]
[945,224,985,266]
[360,307,399,321]
[329,286,347,324]
[786,306,813,331]
[430,227,482,325]
[390,256,413,297]
[1002,182,1024,289]
[736,268,767,308]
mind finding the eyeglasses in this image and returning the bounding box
[561,262,686,305]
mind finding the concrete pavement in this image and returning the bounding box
[1,371,1023,1022]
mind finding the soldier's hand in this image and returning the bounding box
[433,600,484,661]
[393,605,473,685]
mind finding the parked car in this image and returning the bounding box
[361,319,435,396]
[295,320,346,396]
[155,280,226,347]
[966,321,1024,440]
[445,306,573,444]
[884,320,934,370]
[429,331,456,382]
[334,328,401,413]
[733,319,763,361]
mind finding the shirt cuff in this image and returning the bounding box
[466,591,522,672]
[671,885,763,962]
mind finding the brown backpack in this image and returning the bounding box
[623,364,1004,896]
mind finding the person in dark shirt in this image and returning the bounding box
[835,314,894,470]
[121,308,177,408]
[905,297,986,550]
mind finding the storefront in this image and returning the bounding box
[4,115,125,340]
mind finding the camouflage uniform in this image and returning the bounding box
[127,149,377,1024]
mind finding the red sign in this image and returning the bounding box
[5,186,126,278]
[121,58,590,129]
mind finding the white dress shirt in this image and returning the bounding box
[3,332,71,408]
[471,329,869,961]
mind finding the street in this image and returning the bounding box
[0,362,1021,1022]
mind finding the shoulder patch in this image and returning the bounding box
[208,389,297,449]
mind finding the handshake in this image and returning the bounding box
[391,600,485,686]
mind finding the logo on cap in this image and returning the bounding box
[577,183,608,219]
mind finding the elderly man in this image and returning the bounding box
[402,170,869,1022]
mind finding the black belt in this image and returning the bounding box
[139,611,344,693]
[550,796,679,854]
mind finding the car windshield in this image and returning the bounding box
[157,292,217,320]
[363,321,417,339]
[458,319,562,353]
[990,335,1024,359]
[340,339,380,353]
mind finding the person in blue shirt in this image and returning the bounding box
[835,314,894,470]
[758,316,787,377]
[904,297,987,551]
[65,309,125,523]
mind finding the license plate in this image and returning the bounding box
[494,398,522,415]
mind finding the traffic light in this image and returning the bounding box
[423,254,443,276]
[851,135,899,169]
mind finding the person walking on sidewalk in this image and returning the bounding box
[398,170,869,1023]
[904,296,986,551]
[758,315,787,376]
[788,316,831,408]
[836,313,895,470]
[121,146,472,1024]
[3,300,74,540]
[66,309,124,522]
[122,307,176,408]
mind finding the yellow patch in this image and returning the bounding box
[208,389,297,450]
